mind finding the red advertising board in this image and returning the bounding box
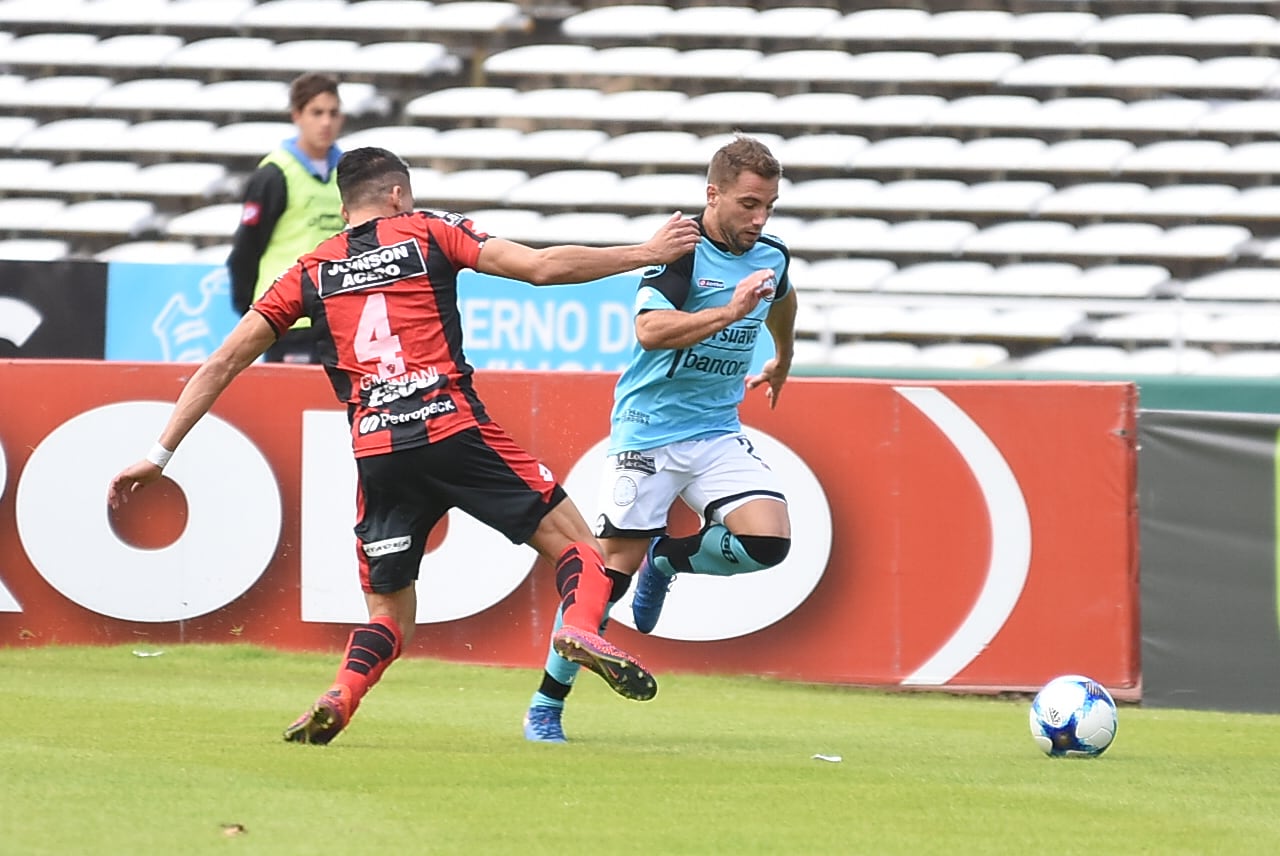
[0,361,1139,693]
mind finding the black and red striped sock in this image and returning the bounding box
[332,616,402,715]
[555,541,611,632]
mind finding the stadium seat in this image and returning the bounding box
[331,41,461,77]
[946,138,1048,173]
[419,1,527,35]
[236,0,350,30]
[772,134,865,171]
[827,340,920,368]
[0,197,67,231]
[915,342,1011,369]
[0,75,113,109]
[561,4,675,40]
[612,173,708,211]
[403,86,519,122]
[1130,184,1240,219]
[981,262,1083,297]
[0,32,99,67]
[1037,182,1154,218]
[134,162,230,198]
[38,160,141,195]
[54,199,157,236]
[1109,98,1214,135]
[1091,310,1216,343]
[878,261,995,295]
[1181,268,1280,301]
[943,181,1054,217]
[784,217,891,255]
[108,120,220,156]
[853,137,964,171]
[875,219,979,256]
[1017,346,1132,373]
[421,168,529,208]
[1198,350,1280,376]
[338,125,440,159]
[501,87,603,121]
[963,221,1076,257]
[95,240,200,263]
[0,157,53,192]
[13,117,131,154]
[163,37,278,72]
[164,203,242,240]
[783,177,882,214]
[870,179,967,213]
[504,169,622,207]
[801,258,897,293]
[1197,100,1280,136]
[771,92,864,128]
[829,7,938,44]
[1075,264,1172,298]
[0,237,69,260]
[1126,346,1217,374]
[667,91,778,127]
[92,78,207,113]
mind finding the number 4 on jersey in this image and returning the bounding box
[353,293,405,379]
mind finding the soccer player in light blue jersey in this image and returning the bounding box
[524,135,797,742]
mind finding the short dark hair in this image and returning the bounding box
[289,72,340,113]
[707,135,782,188]
[337,146,412,208]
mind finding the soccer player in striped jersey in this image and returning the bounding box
[108,146,700,745]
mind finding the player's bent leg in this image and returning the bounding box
[659,525,790,578]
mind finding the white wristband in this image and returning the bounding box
[145,443,173,469]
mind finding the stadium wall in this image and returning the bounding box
[0,360,1139,696]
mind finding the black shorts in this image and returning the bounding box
[353,422,568,594]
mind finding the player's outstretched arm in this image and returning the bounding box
[475,212,699,286]
[107,311,277,508]
[637,268,776,351]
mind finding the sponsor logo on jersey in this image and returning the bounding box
[362,367,443,408]
[716,325,758,346]
[319,239,427,297]
[640,265,666,279]
[356,395,458,435]
[240,202,261,225]
[697,278,725,289]
[362,535,412,557]
[615,450,656,475]
[681,349,748,377]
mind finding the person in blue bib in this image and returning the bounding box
[524,135,798,742]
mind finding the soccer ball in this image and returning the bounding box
[1029,674,1117,757]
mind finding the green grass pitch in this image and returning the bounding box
[2,644,1278,855]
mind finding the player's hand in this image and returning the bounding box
[645,211,701,263]
[746,356,790,410]
[728,269,777,320]
[107,461,165,510]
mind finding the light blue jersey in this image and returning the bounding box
[608,219,791,454]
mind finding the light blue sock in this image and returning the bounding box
[657,524,770,577]
[529,603,614,708]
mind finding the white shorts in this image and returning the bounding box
[593,432,787,538]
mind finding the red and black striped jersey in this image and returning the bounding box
[253,209,491,458]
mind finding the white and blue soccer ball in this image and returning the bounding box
[1029,674,1118,757]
